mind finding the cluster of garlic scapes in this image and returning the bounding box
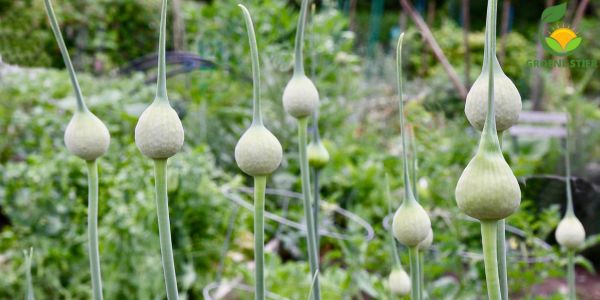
[455,0,521,222]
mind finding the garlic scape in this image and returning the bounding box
[391,33,431,300]
[44,1,109,299]
[282,0,319,119]
[234,6,282,299]
[134,1,182,299]
[135,0,184,160]
[307,112,330,170]
[464,1,521,133]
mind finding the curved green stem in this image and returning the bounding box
[253,176,267,300]
[481,220,501,300]
[565,125,574,217]
[395,33,416,204]
[86,160,103,300]
[298,118,321,300]
[43,0,87,113]
[154,159,179,300]
[239,4,263,126]
[409,126,418,202]
[480,0,501,153]
[293,0,310,76]
[567,250,576,300]
[409,247,420,300]
[155,0,169,102]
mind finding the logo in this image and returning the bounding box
[540,3,582,56]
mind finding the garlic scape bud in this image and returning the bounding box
[392,34,431,247]
[135,0,184,160]
[417,228,433,250]
[282,0,319,119]
[465,3,521,133]
[555,127,586,250]
[389,267,411,296]
[455,1,521,221]
[234,4,282,177]
[44,0,110,162]
[307,112,329,169]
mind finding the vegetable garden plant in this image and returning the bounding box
[0,0,595,299]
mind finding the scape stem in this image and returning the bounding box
[567,250,576,300]
[409,247,421,300]
[154,159,179,300]
[86,160,103,300]
[497,133,508,300]
[254,176,267,300]
[312,168,321,254]
[481,220,501,300]
[298,117,321,300]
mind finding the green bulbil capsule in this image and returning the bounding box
[417,228,433,250]
[555,216,586,250]
[283,75,319,119]
[392,201,431,247]
[135,101,184,159]
[307,140,329,169]
[235,125,282,176]
[64,111,110,161]
[388,267,411,296]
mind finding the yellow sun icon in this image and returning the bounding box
[549,27,578,50]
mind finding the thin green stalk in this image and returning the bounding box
[298,117,321,300]
[419,252,424,300]
[312,168,321,254]
[565,125,574,217]
[43,0,87,112]
[156,0,169,102]
[293,0,311,76]
[567,250,576,300]
[385,175,401,268]
[254,176,267,300]
[239,4,263,126]
[409,247,420,300]
[497,133,508,300]
[24,248,34,300]
[481,221,501,300]
[86,160,103,300]
[154,159,179,300]
[497,219,507,300]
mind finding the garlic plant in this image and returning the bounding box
[308,110,329,250]
[463,1,523,298]
[555,127,585,300]
[282,0,321,298]
[44,1,109,299]
[386,176,411,297]
[134,0,184,299]
[392,33,431,300]
[455,0,521,298]
[234,5,283,300]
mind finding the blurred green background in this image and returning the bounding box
[0,0,599,299]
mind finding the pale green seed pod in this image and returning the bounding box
[64,111,110,161]
[235,125,283,176]
[455,148,521,221]
[417,228,433,250]
[392,201,431,247]
[135,101,184,159]
[307,140,329,169]
[388,267,411,296]
[465,57,522,132]
[282,75,319,119]
[555,216,586,250]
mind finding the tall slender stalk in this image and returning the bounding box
[254,176,267,300]
[497,134,508,300]
[409,247,420,300]
[154,159,179,300]
[299,118,321,300]
[24,248,34,300]
[481,221,501,300]
[567,250,576,300]
[86,161,103,300]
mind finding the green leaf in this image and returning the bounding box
[541,3,567,23]
[565,37,583,52]
[545,37,564,53]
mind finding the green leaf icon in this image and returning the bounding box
[565,37,582,52]
[541,3,567,23]
[545,37,564,53]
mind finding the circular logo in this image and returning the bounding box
[545,27,582,56]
